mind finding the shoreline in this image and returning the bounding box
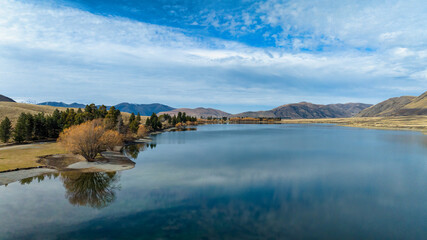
[279,116,427,134]
[0,151,135,185]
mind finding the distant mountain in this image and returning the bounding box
[38,101,175,115]
[356,96,416,117]
[356,91,427,117]
[114,103,174,115]
[159,108,231,118]
[232,110,276,118]
[38,102,86,108]
[328,103,373,117]
[395,91,427,115]
[0,94,15,102]
[234,102,372,119]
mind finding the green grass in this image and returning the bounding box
[0,143,67,172]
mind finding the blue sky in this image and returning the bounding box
[1,0,426,113]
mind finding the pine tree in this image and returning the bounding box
[74,113,84,125]
[24,113,34,141]
[14,113,27,143]
[34,113,48,140]
[47,109,62,138]
[64,109,76,129]
[0,117,12,143]
[182,112,187,123]
[98,105,108,118]
[129,119,139,133]
[116,115,125,134]
[177,112,182,123]
[105,106,121,129]
[136,113,141,123]
[129,113,136,123]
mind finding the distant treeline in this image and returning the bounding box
[0,104,124,143]
[145,112,197,131]
[228,117,282,122]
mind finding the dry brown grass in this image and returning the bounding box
[0,102,135,125]
[0,102,74,124]
[0,143,67,172]
[281,116,427,133]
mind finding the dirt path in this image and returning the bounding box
[0,142,51,151]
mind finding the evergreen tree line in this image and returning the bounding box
[166,112,197,125]
[145,113,162,131]
[144,112,197,132]
[0,104,123,143]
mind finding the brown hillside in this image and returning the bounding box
[272,102,351,119]
[232,111,276,118]
[0,102,71,124]
[356,96,416,117]
[396,91,427,115]
[234,102,371,119]
[0,102,132,125]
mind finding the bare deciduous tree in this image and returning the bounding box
[58,120,123,161]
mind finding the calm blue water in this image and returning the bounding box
[0,124,426,239]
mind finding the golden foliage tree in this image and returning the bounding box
[58,120,123,161]
[136,124,148,138]
[100,130,124,151]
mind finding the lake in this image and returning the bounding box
[0,124,426,239]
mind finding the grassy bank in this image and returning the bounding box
[0,143,67,172]
[281,116,427,133]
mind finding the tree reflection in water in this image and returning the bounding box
[124,143,156,159]
[60,171,120,209]
[19,171,120,209]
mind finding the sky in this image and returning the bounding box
[0,0,426,113]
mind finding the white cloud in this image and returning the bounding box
[0,0,426,112]
[257,0,427,50]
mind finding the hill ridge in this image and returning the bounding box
[356,91,427,117]
[235,102,371,119]
[0,94,15,102]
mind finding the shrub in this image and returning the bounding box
[137,125,148,138]
[100,130,123,151]
[58,120,124,161]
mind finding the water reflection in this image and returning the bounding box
[20,173,60,185]
[61,172,120,209]
[3,125,427,239]
[20,172,120,209]
[124,143,156,159]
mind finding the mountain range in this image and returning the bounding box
[6,90,425,119]
[233,102,372,119]
[37,102,174,115]
[356,91,427,117]
[114,103,174,116]
[38,102,86,108]
[36,101,373,119]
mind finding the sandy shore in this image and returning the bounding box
[0,168,57,186]
[0,150,135,186]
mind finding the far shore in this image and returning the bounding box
[280,115,427,134]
